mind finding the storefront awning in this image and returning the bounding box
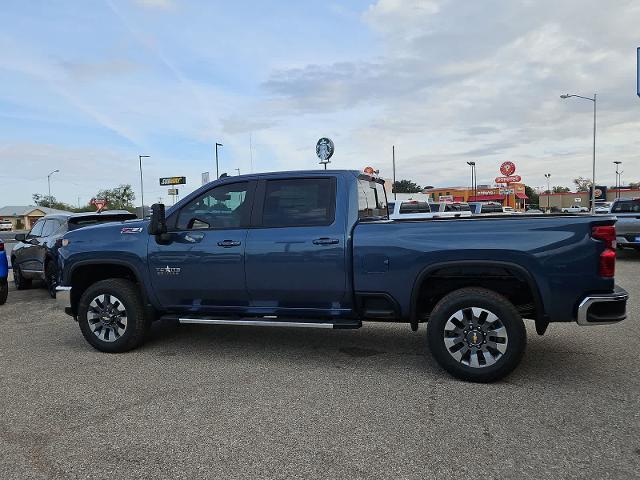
[515,192,529,199]
[467,194,504,202]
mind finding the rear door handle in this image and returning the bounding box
[312,237,339,245]
[217,240,241,248]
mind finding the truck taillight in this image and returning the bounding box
[592,225,616,278]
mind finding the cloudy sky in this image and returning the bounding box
[1,0,639,207]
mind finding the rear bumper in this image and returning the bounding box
[616,235,640,247]
[55,286,74,317]
[577,286,628,326]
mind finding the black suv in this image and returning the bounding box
[12,211,136,297]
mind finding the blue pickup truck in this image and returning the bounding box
[56,170,628,382]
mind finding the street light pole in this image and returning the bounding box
[47,169,59,206]
[613,161,622,199]
[138,155,150,217]
[544,173,551,212]
[466,162,476,201]
[215,143,223,179]
[560,93,597,213]
[392,145,396,201]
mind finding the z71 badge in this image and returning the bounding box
[121,227,143,234]
[156,265,181,276]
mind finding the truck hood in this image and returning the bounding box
[63,218,149,244]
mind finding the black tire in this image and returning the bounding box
[426,287,526,383]
[0,279,7,305]
[13,264,32,290]
[45,260,57,299]
[77,279,149,353]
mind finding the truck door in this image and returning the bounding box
[245,176,348,316]
[148,181,255,313]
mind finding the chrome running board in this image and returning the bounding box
[177,317,360,329]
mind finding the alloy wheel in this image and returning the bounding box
[443,307,508,368]
[87,294,128,342]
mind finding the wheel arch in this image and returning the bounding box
[410,260,548,334]
[68,260,150,316]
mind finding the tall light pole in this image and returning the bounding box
[544,173,551,212]
[392,145,396,200]
[466,161,476,201]
[560,93,597,213]
[138,155,150,217]
[215,143,223,179]
[613,161,622,199]
[47,169,59,206]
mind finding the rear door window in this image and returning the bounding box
[357,179,388,220]
[261,178,335,227]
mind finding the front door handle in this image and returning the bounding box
[312,237,339,245]
[217,240,241,248]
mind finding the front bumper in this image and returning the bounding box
[616,235,640,247]
[55,286,74,317]
[577,286,628,326]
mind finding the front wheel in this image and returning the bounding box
[0,279,7,305]
[13,264,32,290]
[77,279,150,353]
[426,288,526,383]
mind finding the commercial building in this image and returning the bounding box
[422,183,529,210]
[0,205,73,230]
[539,188,640,211]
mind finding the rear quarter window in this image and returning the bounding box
[358,179,388,220]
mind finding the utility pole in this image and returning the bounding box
[235,168,241,176]
[215,142,223,179]
[392,145,396,200]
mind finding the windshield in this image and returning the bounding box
[611,200,640,213]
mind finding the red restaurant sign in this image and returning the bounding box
[500,161,516,176]
[495,175,522,183]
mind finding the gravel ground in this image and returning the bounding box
[0,252,639,479]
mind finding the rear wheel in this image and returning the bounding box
[426,287,526,382]
[0,279,7,305]
[13,264,32,290]
[77,279,149,353]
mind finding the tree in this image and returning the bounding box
[573,177,592,192]
[32,193,75,211]
[524,186,539,206]
[629,181,640,189]
[393,179,422,193]
[95,184,136,212]
[552,186,570,193]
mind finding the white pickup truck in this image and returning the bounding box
[388,200,472,220]
[561,205,589,213]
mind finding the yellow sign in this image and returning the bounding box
[159,176,186,186]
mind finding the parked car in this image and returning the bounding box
[0,221,13,231]
[0,239,8,304]
[468,202,505,215]
[56,170,628,383]
[525,208,544,214]
[389,200,472,219]
[595,202,612,214]
[610,198,640,251]
[561,205,589,213]
[12,211,137,297]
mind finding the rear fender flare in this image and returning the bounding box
[409,260,547,332]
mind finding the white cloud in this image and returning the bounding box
[132,0,174,10]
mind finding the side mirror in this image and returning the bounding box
[14,233,26,242]
[149,203,167,235]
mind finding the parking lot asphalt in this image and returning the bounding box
[1,252,639,480]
